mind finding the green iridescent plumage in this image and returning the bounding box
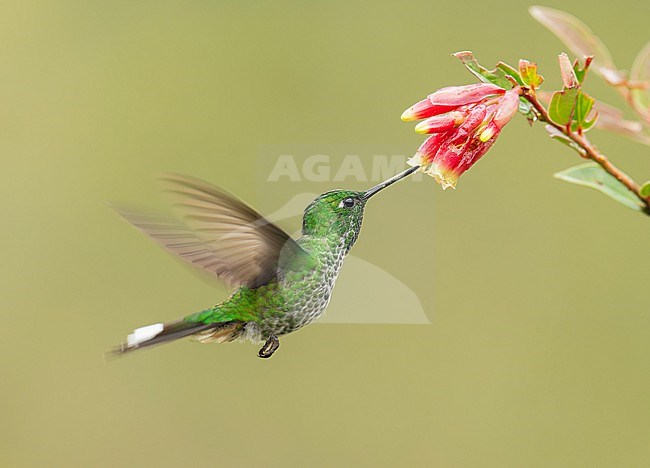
[110,167,417,358]
[180,189,366,341]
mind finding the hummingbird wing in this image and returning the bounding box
[113,174,311,289]
[110,205,235,286]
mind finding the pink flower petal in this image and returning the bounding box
[492,89,520,129]
[449,104,487,143]
[414,111,465,134]
[401,99,455,122]
[427,83,505,107]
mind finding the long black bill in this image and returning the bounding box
[363,165,420,200]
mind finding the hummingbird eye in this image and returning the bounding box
[341,197,356,208]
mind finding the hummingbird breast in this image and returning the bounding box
[247,234,350,340]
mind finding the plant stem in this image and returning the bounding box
[521,89,650,215]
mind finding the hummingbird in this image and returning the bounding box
[109,165,418,359]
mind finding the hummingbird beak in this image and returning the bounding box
[363,165,420,200]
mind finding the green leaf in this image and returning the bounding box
[548,88,579,125]
[641,181,650,197]
[570,90,597,132]
[573,56,593,84]
[518,99,536,122]
[452,51,512,89]
[574,91,595,123]
[573,115,597,132]
[497,61,524,85]
[554,163,644,211]
[545,125,586,156]
[518,59,544,88]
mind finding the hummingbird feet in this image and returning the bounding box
[258,335,280,359]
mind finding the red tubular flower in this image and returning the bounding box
[404,87,520,189]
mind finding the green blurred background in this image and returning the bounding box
[2,1,649,466]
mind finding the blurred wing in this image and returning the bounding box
[110,205,241,288]
[113,174,309,289]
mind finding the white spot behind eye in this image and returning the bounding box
[339,198,355,208]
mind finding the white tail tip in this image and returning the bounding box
[127,323,164,347]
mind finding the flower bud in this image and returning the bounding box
[401,99,455,122]
[558,53,578,88]
[427,83,505,107]
[414,111,465,134]
[492,89,520,129]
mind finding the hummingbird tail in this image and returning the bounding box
[106,319,244,359]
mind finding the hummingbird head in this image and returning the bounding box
[301,166,417,251]
[302,190,367,251]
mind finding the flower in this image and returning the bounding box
[401,83,504,121]
[403,84,520,189]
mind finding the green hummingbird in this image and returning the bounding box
[110,166,418,359]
